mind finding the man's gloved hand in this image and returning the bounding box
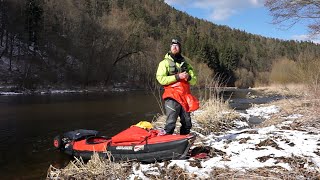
[178,72,189,81]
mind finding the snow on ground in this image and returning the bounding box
[0,87,128,96]
[284,114,304,120]
[129,105,320,179]
[0,89,83,96]
[0,91,23,95]
[240,105,280,120]
[46,90,83,94]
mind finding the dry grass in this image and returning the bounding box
[47,152,131,179]
[151,113,167,129]
[270,58,300,84]
[254,83,308,97]
[252,84,320,130]
[131,155,320,180]
[258,98,320,130]
[48,155,320,180]
[194,97,240,134]
[209,167,320,180]
[134,162,199,180]
[209,154,320,180]
[151,94,241,135]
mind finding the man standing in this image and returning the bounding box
[156,38,199,135]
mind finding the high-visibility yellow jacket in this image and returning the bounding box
[156,53,197,86]
[156,53,199,112]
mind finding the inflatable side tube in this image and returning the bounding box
[63,129,99,140]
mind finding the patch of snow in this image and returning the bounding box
[246,105,280,119]
[0,85,16,89]
[66,55,80,69]
[130,164,150,180]
[0,56,10,66]
[111,88,128,92]
[50,90,81,94]
[280,120,294,125]
[234,120,249,128]
[192,109,204,116]
[257,125,277,134]
[0,92,23,96]
[239,112,250,120]
[312,157,320,169]
[284,114,303,120]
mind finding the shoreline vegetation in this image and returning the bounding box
[0,83,138,95]
[0,84,239,96]
[47,84,320,179]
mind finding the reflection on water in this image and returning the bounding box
[0,88,282,179]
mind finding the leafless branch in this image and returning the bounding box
[265,0,320,37]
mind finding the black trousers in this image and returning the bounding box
[164,98,192,135]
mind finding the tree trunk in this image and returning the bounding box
[0,0,4,47]
[0,46,7,59]
[9,34,14,71]
[5,30,8,54]
[0,29,3,46]
[104,50,141,86]
[18,37,21,61]
[104,65,113,87]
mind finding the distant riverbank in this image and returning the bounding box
[0,84,135,96]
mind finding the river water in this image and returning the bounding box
[0,89,281,179]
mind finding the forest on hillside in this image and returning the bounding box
[1,0,320,90]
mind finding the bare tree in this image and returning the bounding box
[265,0,320,37]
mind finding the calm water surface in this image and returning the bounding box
[0,89,281,179]
[0,91,161,179]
